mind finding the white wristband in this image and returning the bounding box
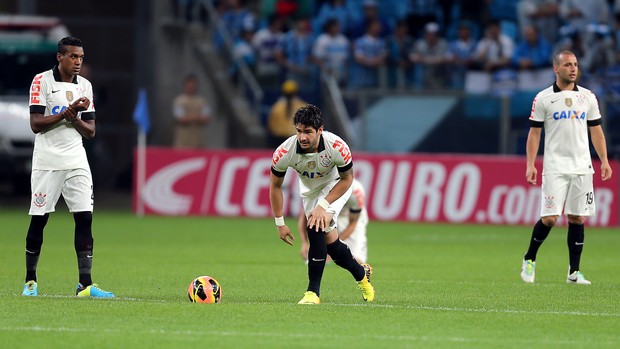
[275,216,285,226]
[317,198,330,210]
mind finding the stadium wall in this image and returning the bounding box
[134,147,619,226]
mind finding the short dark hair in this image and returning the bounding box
[553,50,575,66]
[293,104,324,130]
[58,37,83,54]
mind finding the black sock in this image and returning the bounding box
[524,219,552,262]
[567,222,585,274]
[77,252,93,286]
[25,214,49,282]
[306,227,327,296]
[74,212,94,286]
[326,239,365,281]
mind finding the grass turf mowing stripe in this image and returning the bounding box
[1,326,618,346]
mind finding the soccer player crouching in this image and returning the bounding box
[269,104,374,304]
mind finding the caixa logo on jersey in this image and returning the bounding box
[552,110,585,120]
[51,105,69,114]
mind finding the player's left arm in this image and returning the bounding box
[66,97,95,139]
[589,124,612,181]
[66,82,96,138]
[587,93,612,181]
[326,167,354,204]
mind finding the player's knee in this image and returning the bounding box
[73,211,93,249]
[326,238,347,256]
[306,226,323,243]
[541,216,558,227]
[28,213,49,232]
[73,211,92,229]
[567,215,586,225]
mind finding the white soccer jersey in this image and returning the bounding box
[529,83,601,174]
[271,131,353,198]
[29,66,95,171]
[338,178,369,228]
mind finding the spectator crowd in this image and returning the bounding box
[192,0,620,96]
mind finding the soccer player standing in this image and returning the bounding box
[520,50,613,285]
[269,105,374,304]
[22,37,114,298]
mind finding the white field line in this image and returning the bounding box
[4,292,619,317]
[0,325,618,346]
[4,293,165,303]
[332,303,620,317]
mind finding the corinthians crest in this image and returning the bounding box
[66,90,74,102]
[319,153,331,167]
[33,192,47,208]
[544,195,554,209]
[565,98,572,107]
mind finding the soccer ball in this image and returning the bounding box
[187,276,222,303]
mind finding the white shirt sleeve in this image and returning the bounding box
[529,93,545,123]
[586,91,602,121]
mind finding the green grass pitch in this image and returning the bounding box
[1,209,619,348]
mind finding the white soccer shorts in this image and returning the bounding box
[29,169,94,215]
[302,182,353,232]
[540,173,595,217]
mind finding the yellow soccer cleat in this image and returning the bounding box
[361,263,373,283]
[357,275,375,302]
[298,291,320,305]
[76,283,115,298]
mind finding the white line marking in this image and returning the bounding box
[4,293,619,317]
[330,303,620,317]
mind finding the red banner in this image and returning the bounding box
[134,148,619,226]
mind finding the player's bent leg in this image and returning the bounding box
[326,239,375,301]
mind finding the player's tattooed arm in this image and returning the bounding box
[325,167,354,204]
[340,168,353,179]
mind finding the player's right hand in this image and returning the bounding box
[601,162,613,181]
[71,97,90,112]
[277,225,294,246]
[63,106,78,122]
[526,165,537,185]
